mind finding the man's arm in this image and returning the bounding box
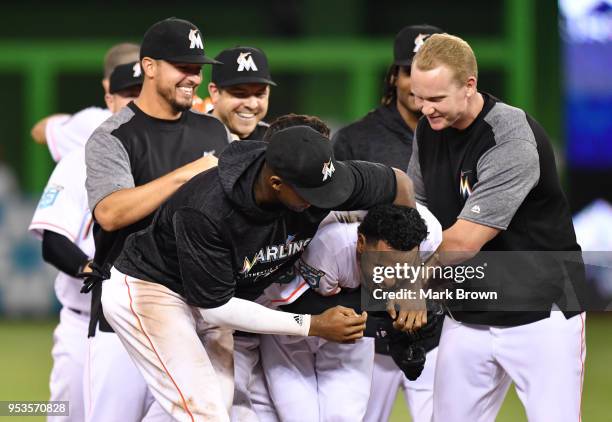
[391,168,416,208]
[406,128,428,206]
[174,207,366,342]
[93,156,217,231]
[336,162,415,211]
[436,219,500,265]
[86,128,217,232]
[42,231,91,277]
[31,114,70,144]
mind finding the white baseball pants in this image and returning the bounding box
[433,311,586,422]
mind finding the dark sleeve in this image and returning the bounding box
[280,287,362,314]
[332,129,353,161]
[335,161,396,211]
[42,230,89,277]
[173,207,235,308]
[280,288,392,338]
[406,126,428,205]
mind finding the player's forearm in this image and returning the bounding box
[30,114,69,144]
[437,219,500,265]
[391,168,416,208]
[42,230,89,277]
[94,176,181,231]
[94,156,218,231]
[198,297,311,336]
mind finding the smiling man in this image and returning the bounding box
[83,18,231,421]
[407,33,585,422]
[208,46,276,140]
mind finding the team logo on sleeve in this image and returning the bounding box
[37,184,64,209]
[459,170,473,199]
[322,158,335,181]
[237,52,258,72]
[296,259,326,289]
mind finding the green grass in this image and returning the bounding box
[0,315,610,421]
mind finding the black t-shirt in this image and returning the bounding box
[333,103,414,169]
[407,93,582,326]
[85,102,231,332]
[115,140,397,308]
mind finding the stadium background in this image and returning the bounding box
[0,0,611,420]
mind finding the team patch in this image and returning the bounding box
[37,185,64,209]
[296,258,326,289]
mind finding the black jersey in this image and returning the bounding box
[115,140,397,308]
[85,101,231,333]
[408,93,581,326]
[333,103,414,169]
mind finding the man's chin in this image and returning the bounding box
[172,98,193,112]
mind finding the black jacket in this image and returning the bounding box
[116,140,397,307]
[333,103,414,170]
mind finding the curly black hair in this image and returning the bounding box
[263,113,331,141]
[358,204,428,251]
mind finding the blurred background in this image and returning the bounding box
[0,0,611,420]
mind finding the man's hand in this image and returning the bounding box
[387,298,427,332]
[176,154,219,182]
[309,306,367,342]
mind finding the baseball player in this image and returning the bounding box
[30,43,140,162]
[204,46,279,421]
[332,24,444,422]
[258,203,441,422]
[407,33,586,422]
[208,46,275,140]
[83,18,230,422]
[28,61,143,422]
[99,109,418,421]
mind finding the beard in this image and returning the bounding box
[157,83,192,114]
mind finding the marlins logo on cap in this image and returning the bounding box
[140,17,221,65]
[237,52,258,72]
[188,29,203,49]
[212,46,276,87]
[393,24,444,65]
[322,158,335,181]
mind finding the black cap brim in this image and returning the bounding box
[292,160,355,209]
[165,55,223,65]
[215,76,277,87]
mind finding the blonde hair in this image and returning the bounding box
[103,43,140,79]
[413,33,478,86]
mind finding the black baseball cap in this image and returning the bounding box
[394,24,444,66]
[265,126,354,209]
[109,61,143,94]
[211,46,276,87]
[140,17,221,65]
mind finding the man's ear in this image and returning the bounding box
[104,93,114,112]
[269,175,283,192]
[208,82,220,103]
[466,75,478,98]
[101,79,110,95]
[141,57,156,78]
[357,233,367,254]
